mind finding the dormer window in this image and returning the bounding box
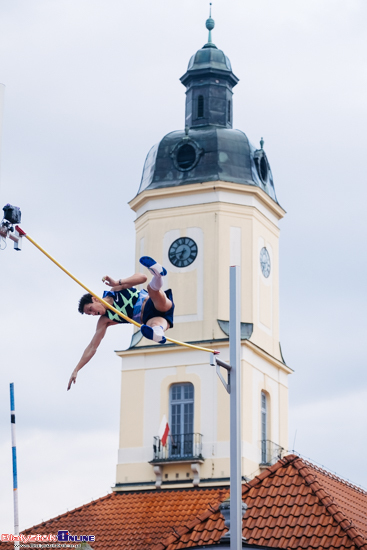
[197,95,204,118]
[177,144,196,170]
[254,149,270,184]
[170,137,204,172]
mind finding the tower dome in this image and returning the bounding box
[136,15,279,205]
[186,45,233,73]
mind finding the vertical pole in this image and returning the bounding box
[10,383,19,549]
[229,266,242,549]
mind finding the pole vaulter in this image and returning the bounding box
[14,225,219,359]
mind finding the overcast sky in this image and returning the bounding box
[0,0,366,533]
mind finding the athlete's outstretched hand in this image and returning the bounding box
[102,275,118,287]
[67,370,78,391]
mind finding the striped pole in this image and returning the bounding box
[10,383,19,548]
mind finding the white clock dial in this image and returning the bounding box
[260,247,271,278]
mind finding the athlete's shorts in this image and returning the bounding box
[132,289,149,323]
[142,289,175,328]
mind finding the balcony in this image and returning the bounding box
[260,439,284,467]
[151,432,204,463]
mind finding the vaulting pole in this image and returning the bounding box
[10,383,20,549]
[15,226,218,355]
[229,266,242,549]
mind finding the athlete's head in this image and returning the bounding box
[78,294,106,316]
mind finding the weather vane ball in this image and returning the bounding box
[206,3,215,31]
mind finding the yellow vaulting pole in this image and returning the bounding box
[16,227,218,355]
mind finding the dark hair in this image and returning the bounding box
[78,293,93,314]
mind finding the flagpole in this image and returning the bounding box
[10,383,20,550]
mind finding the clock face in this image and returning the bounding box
[169,237,198,268]
[260,247,271,278]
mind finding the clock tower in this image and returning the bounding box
[114,16,292,491]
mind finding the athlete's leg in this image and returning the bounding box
[147,285,172,312]
[139,256,173,344]
[140,291,172,344]
[146,316,169,330]
[141,316,168,344]
[139,256,167,291]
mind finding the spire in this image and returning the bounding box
[204,3,216,49]
[180,4,239,129]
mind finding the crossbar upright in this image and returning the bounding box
[211,266,243,546]
[229,265,242,549]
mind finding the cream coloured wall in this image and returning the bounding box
[120,369,145,449]
[131,183,284,359]
[114,180,289,490]
[115,340,290,488]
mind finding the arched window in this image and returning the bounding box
[170,383,194,458]
[261,391,268,463]
[197,95,204,118]
[227,100,231,123]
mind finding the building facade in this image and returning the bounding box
[114,17,292,491]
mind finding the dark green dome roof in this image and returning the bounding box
[137,127,279,205]
[187,46,232,73]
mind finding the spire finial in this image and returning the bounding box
[260,137,264,150]
[206,3,215,44]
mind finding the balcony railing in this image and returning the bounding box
[152,433,203,462]
[260,439,284,466]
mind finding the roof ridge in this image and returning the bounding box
[301,457,367,496]
[241,453,298,495]
[292,456,367,550]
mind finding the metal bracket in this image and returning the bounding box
[0,222,22,251]
[210,353,231,394]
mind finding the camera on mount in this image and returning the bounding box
[3,204,21,224]
[0,204,22,251]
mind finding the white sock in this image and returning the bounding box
[152,325,165,342]
[149,275,163,291]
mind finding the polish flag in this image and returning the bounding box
[158,415,170,447]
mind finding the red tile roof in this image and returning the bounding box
[153,455,367,550]
[0,486,229,550]
[1,455,366,550]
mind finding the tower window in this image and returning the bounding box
[227,100,231,123]
[170,383,194,458]
[261,391,268,464]
[170,137,203,172]
[254,149,269,184]
[177,144,196,170]
[197,95,204,118]
[259,155,268,182]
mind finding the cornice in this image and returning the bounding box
[129,181,286,221]
[115,338,292,375]
[243,340,293,374]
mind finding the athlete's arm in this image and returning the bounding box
[67,316,116,390]
[103,273,147,292]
